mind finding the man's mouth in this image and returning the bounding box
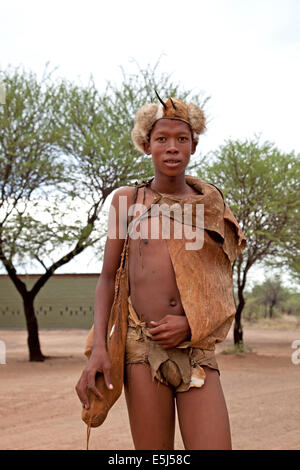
[163,159,181,167]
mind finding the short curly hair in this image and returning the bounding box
[131,96,206,153]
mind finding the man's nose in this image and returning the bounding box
[166,139,179,153]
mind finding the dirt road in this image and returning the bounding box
[0,326,299,450]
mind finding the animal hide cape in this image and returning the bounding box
[142,174,247,350]
[81,174,247,430]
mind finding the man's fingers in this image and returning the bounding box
[103,366,113,391]
[87,375,103,401]
[149,324,167,335]
[75,377,90,409]
[75,384,88,406]
[150,317,167,327]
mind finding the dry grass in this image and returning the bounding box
[244,314,300,331]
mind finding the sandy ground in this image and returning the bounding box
[0,325,299,450]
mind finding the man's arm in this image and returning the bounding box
[75,186,136,408]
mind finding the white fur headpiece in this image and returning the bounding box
[131,93,206,153]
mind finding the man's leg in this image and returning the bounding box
[175,366,232,450]
[124,363,175,450]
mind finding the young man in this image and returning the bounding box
[76,94,247,450]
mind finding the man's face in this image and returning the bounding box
[143,119,197,175]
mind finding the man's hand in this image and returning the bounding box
[75,349,113,410]
[149,315,191,349]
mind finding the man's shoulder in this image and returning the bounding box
[111,185,138,208]
[185,174,225,201]
[113,185,136,197]
[113,178,153,201]
[205,181,225,200]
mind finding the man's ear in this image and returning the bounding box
[143,141,151,155]
[191,140,197,155]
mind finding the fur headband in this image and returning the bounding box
[131,91,206,153]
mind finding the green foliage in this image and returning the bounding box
[243,294,263,321]
[197,136,300,283]
[0,81,5,104]
[0,66,64,192]
[0,66,71,269]
[281,292,300,316]
[243,275,300,321]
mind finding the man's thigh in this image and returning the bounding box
[175,366,232,450]
[124,363,176,450]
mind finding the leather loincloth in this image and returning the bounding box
[125,296,220,393]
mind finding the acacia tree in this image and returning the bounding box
[251,275,287,318]
[197,136,300,347]
[0,66,70,361]
[0,62,209,361]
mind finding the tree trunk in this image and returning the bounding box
[23,294,46,362]
[234,284,245,346]
[234,301,244,345]
[233,255,248,347]
[269,300,275,318]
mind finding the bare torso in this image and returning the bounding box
[128,182,200,327]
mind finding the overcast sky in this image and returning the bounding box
[1,0,299,287]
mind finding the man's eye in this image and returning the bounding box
[157,137,166,142]
[178,136,188,142]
